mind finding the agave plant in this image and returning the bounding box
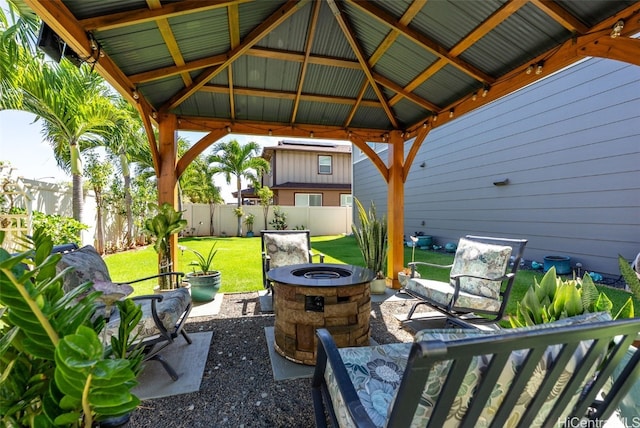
[0,229,142,427]
[352,198,387,279]
[510,266,634,328]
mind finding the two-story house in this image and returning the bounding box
[259,140,352,207]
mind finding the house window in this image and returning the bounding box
[295,193,322,206]
[318,155,332,174]
[340,194,352,207]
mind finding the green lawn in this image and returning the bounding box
[104,235,639,318]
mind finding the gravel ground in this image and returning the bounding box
[127,291,416,428]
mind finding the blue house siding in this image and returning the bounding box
[353,58,640,276]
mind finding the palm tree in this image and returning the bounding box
[84,151,113,254]
[180,155,224,235]
[104,98,148,247]
[207,140,269,236]
[12,58,118,225]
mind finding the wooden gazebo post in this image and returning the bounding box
[387,130,405,288]
[156,113,180,271]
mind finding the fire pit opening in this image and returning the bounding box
[292,265,353,279]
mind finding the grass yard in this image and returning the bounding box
[104,235,639,319]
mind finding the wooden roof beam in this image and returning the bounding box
[291,0,322,124]
[529,0,589,34]
[327,0,398,128]
[348,0,495,84]
[160,0,310,112]
[227,3,241,121]
[80,0,249,31]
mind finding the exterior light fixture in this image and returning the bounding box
[226,126,231,133]
[472,92,477,101]
[151,111,158,119]
[526,65,534,75]
[535,62,544,75]
[90,38,98,51]
[132,90,139,100]
[309,131,314,138]
[611,20,624,38]
[482,85,489,97]
[268,129,272,136]
[449,109,454,118]
[432,115,437,122]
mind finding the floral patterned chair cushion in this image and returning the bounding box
[263,232,311,268]
[449,238,512,300]
[324,312,613,427]
[406,238,511,312]
[56,245,112,293]
[101,288,191,343]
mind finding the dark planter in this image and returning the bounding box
[544,255,571,275]
[185,271,221,302]
[246,231,254,237]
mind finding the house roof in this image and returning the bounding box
[271,182,351,190]
[22,1,640,142]
[262,140,351,160]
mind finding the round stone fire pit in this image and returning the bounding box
[268,263,375,365]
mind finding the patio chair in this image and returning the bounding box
[403,235,527,326]
[261,229,324,291]
[312,312,640,428]
[55,245,192,381]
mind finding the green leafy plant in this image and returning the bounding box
[143,203,187,289]
[351,198,387,279]
[0,229,142,427]
[269,206,287,230]
[619,254,640,300]
[243,214,255,232]
[187,243,218,275]
[510,266,634,328]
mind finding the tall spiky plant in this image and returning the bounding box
[352,198,387,279]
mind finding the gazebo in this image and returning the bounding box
[23,0,640,284]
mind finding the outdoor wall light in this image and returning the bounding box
[611,20,624,38]
[493,178,509,186]
[420,162,426,168]
[526,65,534,75]
[536,62,544,75]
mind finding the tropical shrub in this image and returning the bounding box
[510,266,634,328]
[0,229,142,427]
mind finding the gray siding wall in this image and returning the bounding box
[354,58,640,276]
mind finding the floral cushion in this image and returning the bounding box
[263,232,310,268]
[405,278,501,312]
[450,238,512,300]
[101,288,191,343]
[325,312,613,427]
[56,245,112,293]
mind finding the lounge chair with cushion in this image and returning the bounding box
[55,244,192,381]
[261,229,324,290]
[403,235,527,325]
[312,312,640,427]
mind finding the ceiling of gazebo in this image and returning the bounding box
[22,0,640,143]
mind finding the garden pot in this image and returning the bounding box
[370,278,387,295]
[544,255,571,275]
[246,231,254,237]
[416,236,433,248]
[185,271,221,302]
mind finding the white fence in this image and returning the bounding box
[2,177,353,251]
[182,204,353,237]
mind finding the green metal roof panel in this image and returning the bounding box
[350,105,391,131]
[233,56,301,93]
[138,76,185,107]
[558,0,635,26]
[310,2,357,60]
[303,63,364,98]
[168,9,230,63]
[174,91,230,119]
[374,35,438,89]
[296,100,352,128]
[413,64,479,108]
[64,0,149,20]
[391,98,432,128]
[233,96,293,123]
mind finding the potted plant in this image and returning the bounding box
[184,243,222,302]
[244,213,255,237]
[352,198,388,294]
[0,230,143,427]
[143,202,187,291]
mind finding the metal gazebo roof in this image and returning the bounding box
[22,0,640,283]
